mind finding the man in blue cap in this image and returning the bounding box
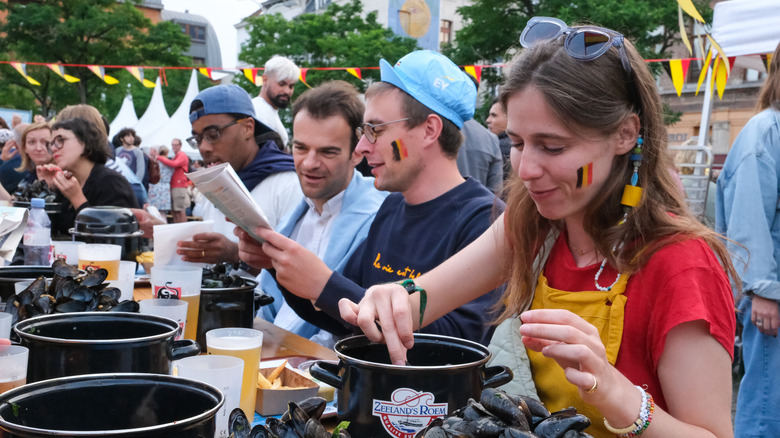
[176,84,302,266]
[237,51,504,344]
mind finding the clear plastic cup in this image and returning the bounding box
[0,313,11,339]
[107,260,137,302]
[151,266,202,341]
[0,345,29,393]
[139,298,188,340]
[52,240,86,266]
[206,328,263,419]
[175,355,244,438]
[77,243,121,281]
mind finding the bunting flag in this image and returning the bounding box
[10,62,41,86]
[346,68,362,80]
[667,59,690,96]
[713,56,728,99]
[708,35,730,76]
[125,66,156,88]
[299,68,311,88]
[243,68,262,86]
[87,65,119,85]
[761,53,774,73]
[678,6,693,56]
[676,0,705,22]
[198,67,214,80]
[695,48,713,96]
[46,64,80,83]
[464,65,483,83]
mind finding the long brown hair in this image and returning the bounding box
[496,31,738,321]
[756,42,780,112]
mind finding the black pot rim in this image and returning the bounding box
[0,373,224,436]
[69,228,145,238]
[13,312,178,345]
[333,333,492,371]
[200,278,258,293]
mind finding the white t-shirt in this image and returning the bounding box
[252,96,289,147]
[200,171,302,242]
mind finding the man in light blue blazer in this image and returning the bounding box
[242,81,387,345]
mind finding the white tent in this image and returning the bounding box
[698,0,780,145]
[141,70,202,159]
[108,93,138,139]
[134,76,170,141]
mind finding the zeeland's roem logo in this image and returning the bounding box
[372,388,448,438]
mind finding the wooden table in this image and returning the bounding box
[134,286,337,361]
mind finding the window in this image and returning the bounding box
[440,20,452,45]
[192,57,206,66]
[189,25,205,42]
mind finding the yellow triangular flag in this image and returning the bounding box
[695,48,713,96]
[243,68,262,86]
[46,64,80,83]
[678,6,693,56]
[198,68,213,80]
[11,62,41,86]
[708,35,730,76]
[87,65,119,85]
[126,67,155,88]
[714,57,728,99]
[346,68,362,80]
[669,59,690,97]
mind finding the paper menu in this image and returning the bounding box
[186,163,272,242]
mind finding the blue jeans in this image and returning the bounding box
[734,296,780,437]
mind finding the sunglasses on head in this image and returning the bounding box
[520,16,633,76]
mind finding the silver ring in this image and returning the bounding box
[756,320,764,326]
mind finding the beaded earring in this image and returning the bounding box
[594,135,643,292]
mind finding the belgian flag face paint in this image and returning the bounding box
[576,162,593,189]
[391,139,408,161]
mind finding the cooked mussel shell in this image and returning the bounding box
[80,268,108,287]
[227,408,251,438]
[52,259,80,277]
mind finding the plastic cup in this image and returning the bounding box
[52,240,86,266]
[0,345,29,393]
[77,243,121,281]
[151,266,202,341]
[107,260,137,302]
[0,313,11,339]
[139,299,188,340]
[206,328,263,419]
[13,280,33,295]
[175,355,244,438]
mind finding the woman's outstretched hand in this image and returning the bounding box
[339,282,417,366]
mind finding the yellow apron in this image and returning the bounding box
[527,271,630,438]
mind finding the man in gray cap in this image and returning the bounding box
[237,50,504,344]
[176,84,302,266]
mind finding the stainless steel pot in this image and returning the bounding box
[310,334,513,437]
[0,373,223,437]
[14,312,201,383]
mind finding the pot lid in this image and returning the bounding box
[73,206,139,235]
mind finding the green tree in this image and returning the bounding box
[238,0,419,96]
[0,0,191,119]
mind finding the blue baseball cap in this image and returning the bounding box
[379,50,476,129]
[189,84,272,136]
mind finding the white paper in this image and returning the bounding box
[0,207,28,263]
[153,220,214,268]
[186,163,272,242]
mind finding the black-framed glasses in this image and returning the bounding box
[520,16,633,76]
[186,117,249,148]
[47,135,74,154]
[355,118,409,144]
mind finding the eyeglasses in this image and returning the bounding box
[355,118,409,144]
[186,117,249,148]
[519,16,633,76]
[47,135,75,154]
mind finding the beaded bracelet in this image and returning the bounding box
[603,385,655,437]
[397,279,427,330]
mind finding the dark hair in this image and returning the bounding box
[0,117,8,130]
[116,127,137,143]
[256,131,285,150]
[366,82,463,158]
[51,117,108,164]
[292,81,364,153]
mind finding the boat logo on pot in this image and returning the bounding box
[372,388,447,438]
[155,281,181,299]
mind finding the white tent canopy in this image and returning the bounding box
[141,70,202,159]
[699,0,780,145]
[108,93,138,139]
[134,76,169,140]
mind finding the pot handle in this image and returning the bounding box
[482,365,513,389]
[254,292,274,311]
[309,361,343,390]
[171,339,201,360]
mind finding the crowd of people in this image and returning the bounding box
[2,18,779,437]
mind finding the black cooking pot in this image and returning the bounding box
[14,312,201,383]
[195,279,274,349]
[0,373,223,438]
[69,206,144,262]
[0,266,54,303]
[310,334,513,437]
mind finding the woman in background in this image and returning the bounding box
[147,145,173,215]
